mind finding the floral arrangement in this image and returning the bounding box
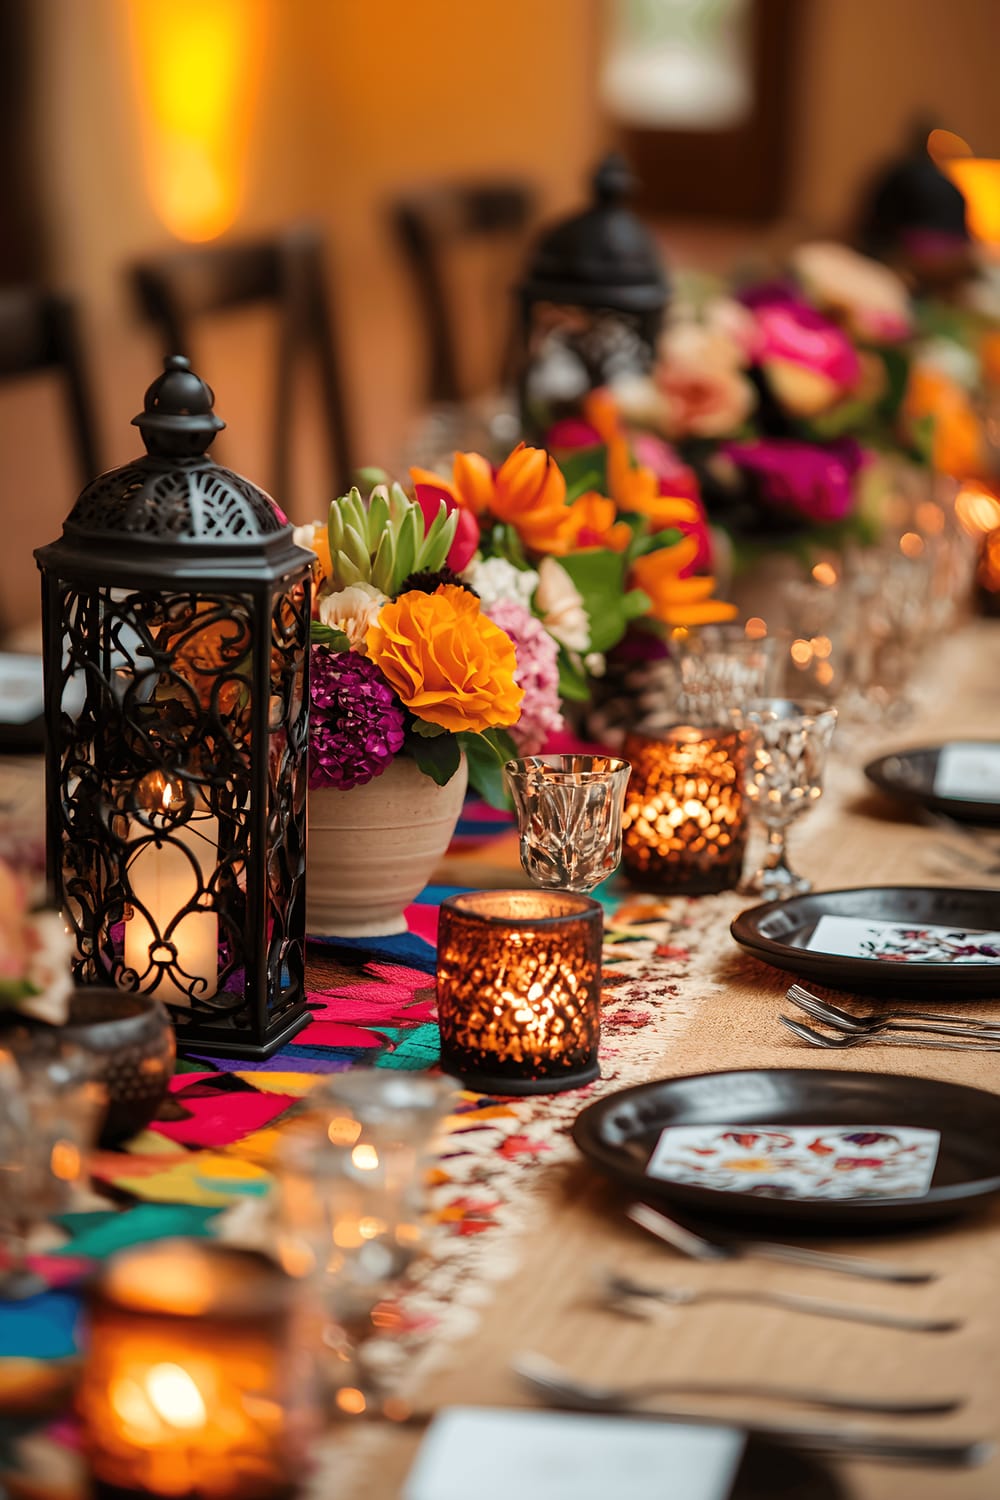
[0,860,72,1026]
[410,433,735,707]
[600,243,934,562]
[298,485,525,805]
[297,438,735,796]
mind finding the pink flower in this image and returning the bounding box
[545,417,604,450]
[722,439,866,524]
[655,323,757,439]
[484,599,564,755]
[412,479,480,572]
[791,242,912,343]
[751,294,861,390]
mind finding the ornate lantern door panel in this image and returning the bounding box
[35,357,312,1058]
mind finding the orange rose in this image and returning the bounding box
[366,584,523,735]
[630,539,737,628]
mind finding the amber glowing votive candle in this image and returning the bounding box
[78,1240,309,1500]
[621,727,747,894]
[436,890,603,1095]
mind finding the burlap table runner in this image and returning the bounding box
[337,620,1000,1500]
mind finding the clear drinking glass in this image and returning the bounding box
[0,1043,104,1299]
[732,698,838,900]
[275,1069,455,1420]
[675,625,782,726]
[504,755,631,893]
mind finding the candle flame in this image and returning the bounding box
[956,482,1000,535]
[351,1143,379,1172]
[145,1363,208,1430]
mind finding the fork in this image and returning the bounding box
[786,983,1000,1039]
[513,1354,989,1466]
[512,1351,961,1417]
[781,1014,1000,1052]
[597,1267,960,1332]
[626,1201,935,1283]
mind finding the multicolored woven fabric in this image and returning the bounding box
[1,796,719,1366]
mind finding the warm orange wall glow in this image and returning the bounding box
[128,0,266,242]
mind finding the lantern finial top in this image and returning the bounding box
[132,354,226,459]
[592,152,634,207]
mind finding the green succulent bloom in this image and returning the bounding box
[325,483,458,596]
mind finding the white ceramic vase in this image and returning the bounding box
[307,755,468,938]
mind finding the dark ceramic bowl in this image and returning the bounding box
[61,989,175,1146]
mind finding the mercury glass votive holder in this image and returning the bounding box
[78,1240,312,1500]
[436,890,603,1095]
[504,754,631,892]
[621,727,748,894]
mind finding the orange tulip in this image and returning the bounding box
[490,443,576,552]
[410,450,496,518]
[629,539,737,628]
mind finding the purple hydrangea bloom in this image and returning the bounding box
[309,649,406,791]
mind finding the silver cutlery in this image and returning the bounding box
[626,1202,936,1284]
[513,1355,989,1466]
[597,1267,960,1333]
[786,983,1000,1039]
[781,1014,1000,1053]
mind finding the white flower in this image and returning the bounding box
[584,651,606,678]
[534,557,590,653]
[462,556,538,612]
[915,337,980,391]
[317,582,388,653]
[791,242,912,340]
[293,522,321,552]
[20,911,73,1026]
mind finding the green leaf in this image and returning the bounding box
[559,445,609,500]
[408,731,462,786]
[370,528,396,594]
[628,524,683,561]
[459,727,518,809]
[355,465,392,491]
[488,522,528,568]
[410,717,448,739]
[393,504,420,588]
[310,623,350,650]
[342,522,372,575]
[558,549,638,654]
[557,652,592,702]
[334,549,366,586]
[622,587,652,621]
[366,486,390,545]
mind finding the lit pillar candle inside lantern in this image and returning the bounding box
[622,727,747,894]
[124,773,219,1007]
[436,890,602,1095]
[78,1241,307,1500]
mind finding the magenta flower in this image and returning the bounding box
[411,478,480,572]
[484,599,564,755]
[752,297,860,390]
[309,650,406,790]
[722,439,866,524]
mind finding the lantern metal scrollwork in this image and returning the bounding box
[35,356,313,1058]
[516,152,668,439]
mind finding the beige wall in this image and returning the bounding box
[2,0,998,633]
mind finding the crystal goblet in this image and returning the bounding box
[275,1069,455,1420]
[676,626,782,727]
[504,755,631,893]
[732,698,838,900]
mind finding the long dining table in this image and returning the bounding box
[318,615,1000,1500]
[2,618,999,1500]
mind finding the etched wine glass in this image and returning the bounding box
[732,698,838,899]
[504,755,631,894]
[675,625,782,727]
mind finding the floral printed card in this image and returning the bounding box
[645,1124,940,1200]
[933,742,1000,802]
[805,915,1000,963]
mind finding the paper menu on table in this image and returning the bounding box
[805,914,1000,963]
[645,1123,940,1201]
[404,1408,745,1500]
[933,742,1000,802]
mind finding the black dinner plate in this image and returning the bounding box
[572,1068,1000,1226]
[732,1436,844,1500]
[864,742,1000,825]
[730,886,1000,998]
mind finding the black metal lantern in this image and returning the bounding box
[517,153,668,439]
[35,356,313,1059]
